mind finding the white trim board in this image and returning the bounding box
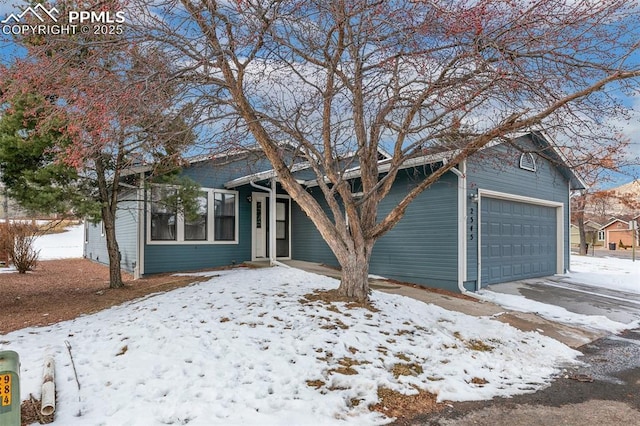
[250,192,292,261]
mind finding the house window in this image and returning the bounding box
[150,186,177,241]
[276,201,286,239]
[148,186,238,244]
[214,192,236,241]
[598,230,605,241]
[519,152,536,172]
[184,193,208,241]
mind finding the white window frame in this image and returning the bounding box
[597,230,605,241]
[519,152,537,172]
[147,186,239,245]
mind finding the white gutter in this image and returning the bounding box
[302,152,453,188]
[225,162,311,189]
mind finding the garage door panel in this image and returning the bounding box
[481,197,557,286]
[512,264,522,276]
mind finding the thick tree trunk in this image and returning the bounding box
[94,154,124,289]
[336,247,372,302]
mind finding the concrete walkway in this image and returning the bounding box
[249,260,605,348]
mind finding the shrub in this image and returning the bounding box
[0,223,40,273]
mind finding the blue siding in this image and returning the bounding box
[291,194,339,266]
[181,155,274,188]
[142,154,283,274]
[115,192,139,273]
[292,169,460,291]
[134,134,571,291]
[84,221,106,265]
[84,189,139,273]
[465,136,571,288]
[370,171,458,290]
[143,185,253,274]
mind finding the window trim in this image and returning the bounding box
[519,152,537,172]
[597,230,605,241]
[213,191,238,242]
[147,186,239,245]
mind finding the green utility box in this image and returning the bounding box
[0,351,20,426]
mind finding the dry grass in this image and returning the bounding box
[299,289,379,312]
[21,394,54,425]
[0,258,210,334]
[453,331,495,352]
[370,387,448,424]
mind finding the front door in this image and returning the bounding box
[251,194,291,260]
[253,194,267,259]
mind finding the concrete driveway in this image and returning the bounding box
[485,275,640,325]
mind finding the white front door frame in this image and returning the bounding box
[251,191,292,261]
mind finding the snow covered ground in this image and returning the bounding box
[478,255,640,334]
[34,224,84,260]
[566,255,640,294]
[4,267,581,425]
[1,229,637,424]
[1,223,83,273]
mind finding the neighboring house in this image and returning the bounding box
[600,217,639,249]
[85,132,585,293]
[570,220,603,248]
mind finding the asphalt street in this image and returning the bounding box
[396,275,640,425]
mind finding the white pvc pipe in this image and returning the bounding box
[41,356,56,416]
[270,178,277,266]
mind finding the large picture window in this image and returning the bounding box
[148,186,238,244]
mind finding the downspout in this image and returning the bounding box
[135,171,145,279]
[450,161,480,297]
[270,178,278,267]
[249,180,289,268]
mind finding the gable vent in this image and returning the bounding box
[519,152,537,172]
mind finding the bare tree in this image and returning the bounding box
[131,0,640,301]
[568,139,636,254]
[1,14,194,288]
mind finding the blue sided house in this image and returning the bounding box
[84,132,585,293]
